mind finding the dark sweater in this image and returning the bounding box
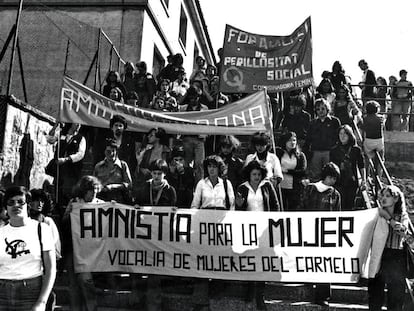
[135,181,177,206]
[301,183,341,211]
[281,111,311,140]
[306,116,341,152]
[330,144,364,185]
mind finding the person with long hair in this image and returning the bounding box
[29,189,61,260]
[315,78,336,105]
[135,128,171,187]
[330,61,347,92]
[330,125,366,210]
[332,84,361,126]
[368,185,409,311]
[275,132,307,211]
[102,70,126,99]
[62,176,104,311]
[218,135,243,191]
[375,76,388,113]
[235,161,280,310]
[109,86,125,104]
[0,186,56,310]
[244,132,283,189]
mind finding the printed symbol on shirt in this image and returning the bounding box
[4,238,30,259]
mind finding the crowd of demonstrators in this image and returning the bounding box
[2,54,414,311]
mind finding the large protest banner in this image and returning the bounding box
[219,17,313,93]
[0,96,55,189]
[60,76,271,135]
[71,203,378,283]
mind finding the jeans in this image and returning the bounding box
[0,276,42,310]
[183,136,205,183]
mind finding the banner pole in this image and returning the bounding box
[55,40,70,207]
[6,0,24,96]
[264,88,284,211]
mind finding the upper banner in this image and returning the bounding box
[60,77,271,135]
[71,203,378,283]
[219,17,313,94]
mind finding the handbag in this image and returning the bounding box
[45,159,57,177]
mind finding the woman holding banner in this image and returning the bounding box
[191,155,235,311]
[235,160,281,310]
[368,185,409,311]
[62,175,104,311]
[135,159,176,311]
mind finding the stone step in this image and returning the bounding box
[54,274,369,305]
[265,283,368,304]
[54,296,385,311]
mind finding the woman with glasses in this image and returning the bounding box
[0,186,56,310]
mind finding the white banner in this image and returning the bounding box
[71,203,378,283]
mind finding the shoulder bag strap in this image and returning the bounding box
[38,222,45,274]
[223,178,230,210]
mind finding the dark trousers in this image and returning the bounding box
[368,248,406,311]
[314,283,331,302]
[282,188,302,211]
[0,276,42,310]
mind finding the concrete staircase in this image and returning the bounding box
[52,272,391,310]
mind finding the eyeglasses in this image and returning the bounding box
[7,199,27,206]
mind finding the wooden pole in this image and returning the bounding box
[6,0,24,96]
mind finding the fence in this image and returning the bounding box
[0,3,125,117]
[350,83,414,132]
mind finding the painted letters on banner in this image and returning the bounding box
[60,76,271,135]
[219,17,313,93]
[71,204,378,283]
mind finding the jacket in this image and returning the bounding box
[236,181,280,212]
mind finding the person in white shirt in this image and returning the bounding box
[190,155,234,311]
[191,155,235,210]
[0,186,56,310]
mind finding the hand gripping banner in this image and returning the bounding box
[71,203,379,283]
[60,76,272,135]
[219,17,313,93]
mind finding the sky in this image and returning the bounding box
[200,0,414,86]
